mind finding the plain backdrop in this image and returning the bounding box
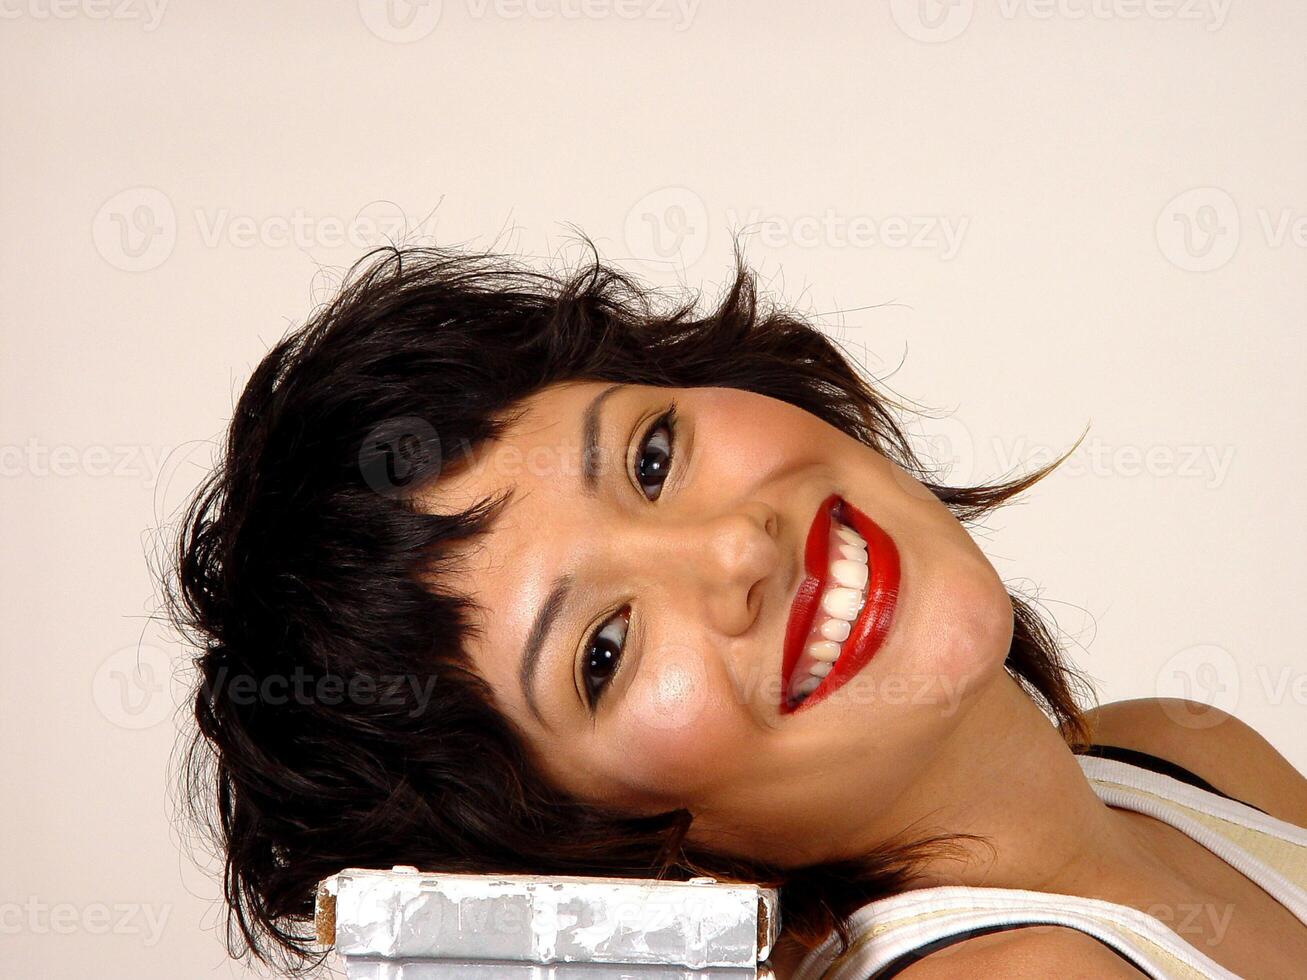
[2,2,1304,977]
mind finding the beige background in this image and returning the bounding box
[2,2,1305,977]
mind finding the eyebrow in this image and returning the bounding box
[519,382,626,730]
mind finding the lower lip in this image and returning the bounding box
[778,493,901,715]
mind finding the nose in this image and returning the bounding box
[683,502,782,636]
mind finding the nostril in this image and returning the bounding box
[746,580,762,624]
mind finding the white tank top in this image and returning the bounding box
[790,751,1307,979]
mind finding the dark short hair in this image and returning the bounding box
[165,240,1091,973]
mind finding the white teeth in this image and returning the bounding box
[790,516,874,707]
[835,524,863,547]
[838,543,867,563]
[830,559,868,590]
[807,640,841,663]
[819,617,851,642]
[821,586,864,622]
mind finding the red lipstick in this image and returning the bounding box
[778,493,901,715]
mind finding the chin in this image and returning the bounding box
[908,550,1015,710]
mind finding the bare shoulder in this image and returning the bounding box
[895,925,1148,978]
[1071,697,1307,825]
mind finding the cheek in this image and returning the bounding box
[912,548,1014,697]
[606,649,744,799]
[691,389,809,476]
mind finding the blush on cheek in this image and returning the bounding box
[609,652,724,797]
[691,388,798,478]
[916,554,1013,699]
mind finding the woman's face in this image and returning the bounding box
[417,381,1014,866]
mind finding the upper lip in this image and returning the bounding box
[778,493,841,710]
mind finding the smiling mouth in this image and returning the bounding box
[778,493,901,715]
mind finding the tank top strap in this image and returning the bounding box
[790,748,1307,980]
[1077,752,1307,913]
[1075,742,1267,813]
[790,885,1239,979]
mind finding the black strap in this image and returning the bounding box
[1076,742,1268,815]
[868,920,1152,979]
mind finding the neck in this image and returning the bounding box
[890,673,1172,899]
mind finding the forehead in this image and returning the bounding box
[425,379,620,516]
[413,379,622,715]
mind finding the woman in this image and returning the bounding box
[168,243,1307,978]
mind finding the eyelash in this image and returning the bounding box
[579,405,679,709]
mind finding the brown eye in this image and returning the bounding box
[582,606,630,706]
[634,406,677,501]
